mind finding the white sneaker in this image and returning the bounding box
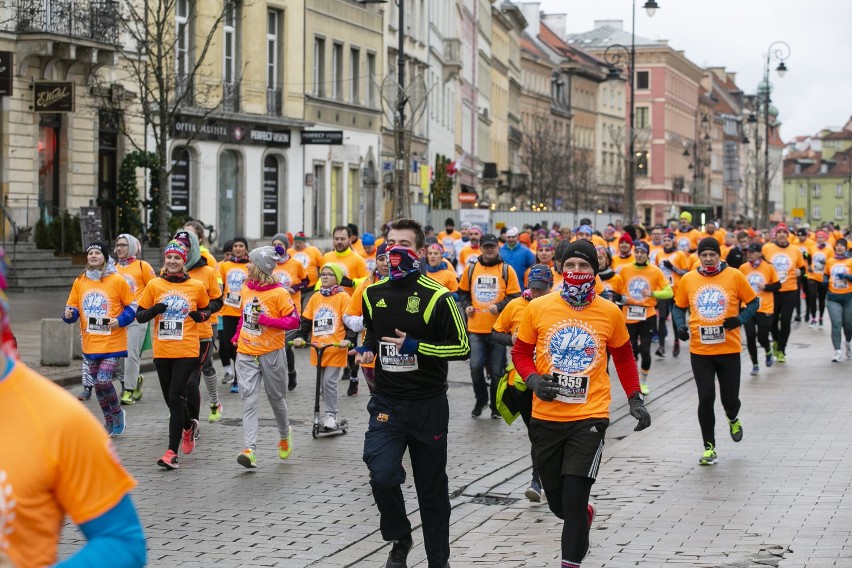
[322,413,337,431]
[832,350,842,363]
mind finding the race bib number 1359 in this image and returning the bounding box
[551,370,589,404]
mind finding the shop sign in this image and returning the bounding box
[301,130,344,145]
[171,115,290,147]
[458,193,477,204]
[170,147,191,213]
[34,81,75,112]
[0,51,12,97]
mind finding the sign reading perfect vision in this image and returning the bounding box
[0,51,12,97]
[171,114,291,147]
[301,130,344,145]
[33,81,75,112]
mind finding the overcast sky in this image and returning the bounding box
[537,0,852,141]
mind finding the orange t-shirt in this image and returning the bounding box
[458,262,522,334]
[493,296,530,387]
[187,264,223,339]
[345,276,380,369]
[322,249,369,294]
[302,289,351,367]
[272,258,308,309]
[674,268,757,356]
[236,285,297,356]
[739,260,779,314]
[218,261,250,317]
[137,276,210,359]
[674,228,700,252]
[762,243,806,292]
[648,243,665,267]
[656,249,690,293]
[358,247,378,274]
[437,229,462,242]
[515,294,630,422]
[698,231,725,246]
[825,256,852,295]
[115,259,156,300]
[611,253,635,273]
[289,245,323,286]
[618,263,668,321]
[65,273,135,356]
[458,245,481,270]
[808,245,833,283]
[426,267,459,292]
[0,362,136,568]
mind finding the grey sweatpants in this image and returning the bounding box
[116,320,148,390]
[321,366,341,416]
[235,349,290,451]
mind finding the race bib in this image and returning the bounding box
[698,325,725,344]
[474,275,499,303]
[833,276,848,290]
[87,316,111,335]
[225,291,241,308]
[313,315,334,336]
[552,370,589,404]
[158,319,184,341]
[626,305,647,321]
[379,341,418,372]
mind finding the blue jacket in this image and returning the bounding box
[500,244,535,285]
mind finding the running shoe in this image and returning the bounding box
[132,375,144,401]
[771,341,779,357]
[750,365,759,376]
[111,409,127,437]
[237,448,258,469]
[230,383,239,394]
[208,402,223,422]
[654,346,665,358]
[385,535,413,568]
[809,318,817,329]
[471,401,486,418]
[776,351,786,363]
[278,426,293,460]
[77,386,92,401]
[120,390,135,405]
[832,350,842,363]
[793,315,801,323]
[765,352,774,367]
[640,383,650,396]
[847,342,852,359]
[583,502,597,560]
[288,372,298,391]
[699,443,717,466]
[651,331,659,343]
[672,341,680,358]
[181,419,199,454]
[221,371,233,385]
[104,413,113,434]
[347,379,359,396]
[322,413,338,431]
[819,319,824,330]
[524,478,542,502]
[157,449,179,470]
[728,417,743,442]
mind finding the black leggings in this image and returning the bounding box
[545,474,595,564]
[744,312,771,365]
[155,357,199,453]
[185,342,208,421]
[218,315,239,369]
[807,280,827,321]
[627,316,655,371]
[797,275,808,318]
[690,353,741,447]
[657,299,671,345]
[771,290,798,353]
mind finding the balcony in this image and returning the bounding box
[9,0,121,45]
[222,81,240,113]
[266,88,282,116]
[442,38,462,82]
[508,125,522,145]
[174,74,193,106]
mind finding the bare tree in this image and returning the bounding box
[568,147,596,215]
[519,115,572,210]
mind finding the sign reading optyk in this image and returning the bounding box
[33,81,75,112]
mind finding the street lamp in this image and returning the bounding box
[757,40,790,228]
[604,0,659,225]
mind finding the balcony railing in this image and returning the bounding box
[222,81,240,113]
[10,0,121,45]
[266,87,282,116]
[174,74,193,106]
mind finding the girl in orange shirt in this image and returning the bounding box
[824,239,852,362]
[136,241,211,470]
[424,242,459,296]
[218,237,250,391]
[271,234,309,392]
[63,242,136,436]
[231,247,301,468]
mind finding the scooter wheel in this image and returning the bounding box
[341,427,348,434]
[312,425,319,439]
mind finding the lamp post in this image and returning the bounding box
[757,40,790,228]
[604,0,658,225]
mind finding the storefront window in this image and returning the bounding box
[262,155,286,237]
[218,150,242,241]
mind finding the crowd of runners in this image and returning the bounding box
[2,211,851,568]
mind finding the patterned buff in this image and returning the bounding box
[697,262,722,276]
[387,246,420,281]
[560,271,597,310]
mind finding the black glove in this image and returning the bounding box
[628,393,651,431]
[611,292,624,304]
[600,290,613,301]
[662,260,674,270]
[677,326,690,341]
[152,302,168,315]
[723,316,740,330]
[525,374,561,402]
[188,310,207,323]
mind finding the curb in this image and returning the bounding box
[46,360,158,387]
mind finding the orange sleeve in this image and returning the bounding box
[492,304,513,333]
[458,267,471,292]
[66,278,80,310]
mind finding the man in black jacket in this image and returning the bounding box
[355,218,469,568]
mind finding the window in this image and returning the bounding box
[836,206,844,220]
[223,1,236,84]
[813,205,821,219]
[332,42,344,100]
[636,70,649,90]
[813,184,821,198]
[266,11,279,89]
[820,163,828,174]
[799,184,805,197]
[837,183,844,198]
[635,150,649,176]
[313,37,326,96]
[175,0,190,78]
[367,52,377,108]
[331,164,344,226]
[635,106,649,129]
[350,48,360,104]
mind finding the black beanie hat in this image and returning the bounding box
[697,237,721,256]
[86,242,108,257]
[561,240,600,275]
[233,236,248,248]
